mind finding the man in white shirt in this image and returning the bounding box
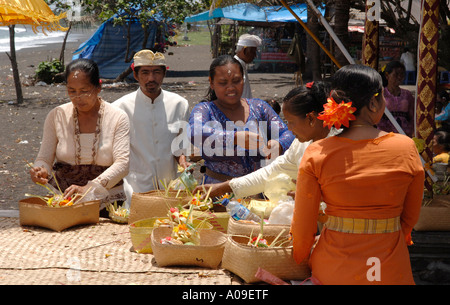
[234,34,262,99]
[400,47,416,85]
[400,47,416,72]
[113,50,189,208]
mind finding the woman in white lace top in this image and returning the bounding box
[29,59,130,203]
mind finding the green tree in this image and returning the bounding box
[79,0,209,80]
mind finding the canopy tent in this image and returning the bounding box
[0,0,66,33]
[73,12,170,79]
[0,0,67,104]
[185,3,324,24]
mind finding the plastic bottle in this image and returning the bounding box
[221,199,262,222]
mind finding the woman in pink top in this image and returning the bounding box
[377,61,415,137]
[29,59,130,204]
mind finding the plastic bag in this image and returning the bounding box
[177,164,198,192]
[77,181,109,203]
[268,196,294,225]
[264,173,295,204]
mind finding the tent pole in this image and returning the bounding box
[278,0,342,68]
[305,0,355,65]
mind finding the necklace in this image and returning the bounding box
[73,99,104,165]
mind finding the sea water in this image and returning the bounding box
[0,25,86,53]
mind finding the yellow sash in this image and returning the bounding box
[325,215,401,234]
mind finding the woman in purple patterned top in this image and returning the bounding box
[377,61,415,137]
[189,55,295,183]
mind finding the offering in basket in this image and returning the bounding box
[25,182,91,208]
[188,192,213,211]
[106,201,129,223]
[161,205,209,246]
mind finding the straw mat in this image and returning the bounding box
[0,217,234,285]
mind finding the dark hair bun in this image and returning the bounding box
[65,58,101,87]
[283,81,331,117]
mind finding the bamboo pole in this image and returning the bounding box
[305,0,355,65]
[278,0,342,68]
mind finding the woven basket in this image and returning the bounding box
[19,197,100,232]
[414,195,450,231]
[190,207,230,233]
[151,227,227,268]
[227,218,290,237]
[222,235,310,283]
[129,217,213,254]
[129,217,170,254]
[128,190,190,224]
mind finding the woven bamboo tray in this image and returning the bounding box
[129,217,213,254]
[222,235,310,283]
[128,190,190,224]
[151,227,227,268]
[190,205,230,233]
[19,197,100,232]
[227,218,290,237]
[414,195,450,231]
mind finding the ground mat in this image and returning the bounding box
[0,217,233,285]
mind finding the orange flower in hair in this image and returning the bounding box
[317,97,356,129]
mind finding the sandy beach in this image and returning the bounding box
[0,28,298,210]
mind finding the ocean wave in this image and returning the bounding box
[0,26,83,53]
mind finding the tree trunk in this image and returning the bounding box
[124,21,133,62]
[114,66,133,83]
[306,3,321,81]
[114,21,149,83]
[6,25,23,104]
[333,0,351,66]
[59,21,72,66]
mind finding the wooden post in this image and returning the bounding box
[362,1,380,70]
[416,0,440,195]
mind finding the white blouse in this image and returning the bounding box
[34,100,130,190]
[229,129,341,198]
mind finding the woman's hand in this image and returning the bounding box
[235,130,264,150]
[176,154,192,171]
[263,139,282,160]
[193,181,232,200]
[64,184,90,200]
[29,166,49,185]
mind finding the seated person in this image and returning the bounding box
[29,59,130,207]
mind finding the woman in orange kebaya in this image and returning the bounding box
[291,64,424,285]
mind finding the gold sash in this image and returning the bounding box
[325,215,401,234]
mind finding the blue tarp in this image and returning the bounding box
[73,15,158,79]
[185,3,324,23]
